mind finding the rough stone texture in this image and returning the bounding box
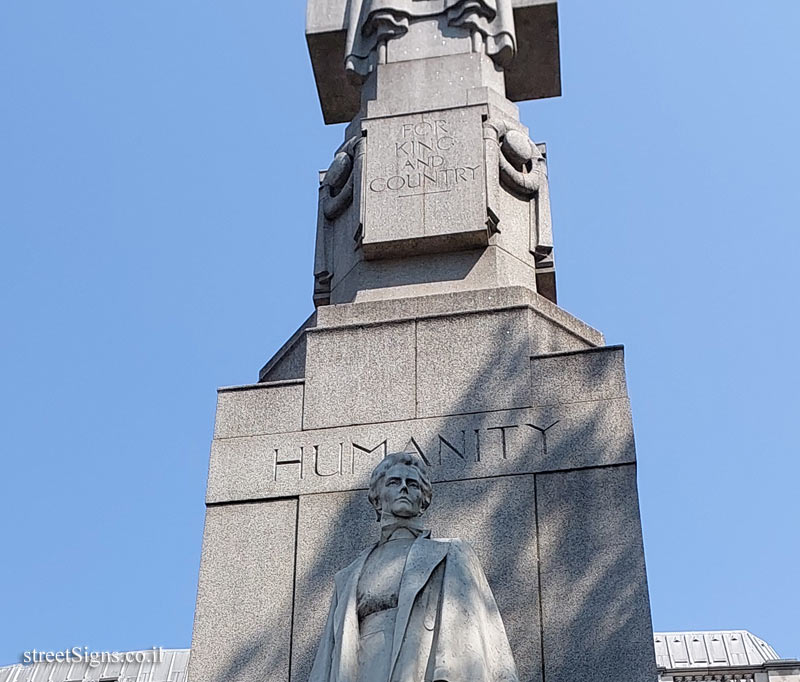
[329,248,493,305]
[328,245,551,306]
[363,54,506,119]
[306,0,561,124]
[291,475,541,682]
[536,465,657,682]
[205,399,635,503]
[317,285,603,346]
[189,500,298,682]
[214,382,304,439]
[416,308,532,417]
[384,18,473,66]
[259,313,316,383]
[530,346,628,406]
[303,320,416,429]
[527,307,596,355]
[362,107,489,258]
[531,398,636,472]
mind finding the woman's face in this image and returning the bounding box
[378,463,424,519]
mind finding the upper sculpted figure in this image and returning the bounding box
[308,452,519,682]
[345,0,517,81]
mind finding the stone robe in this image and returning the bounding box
[308,534,519,682]
[345,0,516,80]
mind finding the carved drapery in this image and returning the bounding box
[314,135,365,307]
[345,0,516,81]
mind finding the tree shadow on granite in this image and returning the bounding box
[213,312,654,682]
[284,313,653,682]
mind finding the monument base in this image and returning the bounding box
[189,286,657,682]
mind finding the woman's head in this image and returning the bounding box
[368,452,433,521]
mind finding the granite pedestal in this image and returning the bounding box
[188,2,657,681]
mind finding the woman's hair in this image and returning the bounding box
[367,452,433,521]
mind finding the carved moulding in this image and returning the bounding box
[314,135,365,307]
[484,116,557,302]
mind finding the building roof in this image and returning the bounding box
[654,631,781,669]
[0,649,189,682]
[1,635,791,680]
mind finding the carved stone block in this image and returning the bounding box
[530,346,628,407]
[536,465,657,682]
[214,382,304,439]
[306,0,562,124]
[361,107,490,259]
[205,398,637,504]
[188,500,298,682]
[303,320,417,429]
[416,308,532,417]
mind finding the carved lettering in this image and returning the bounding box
[405,437,432,467]
[486,425,519,460]
[351,439,388,473]
[314,443,344,478]
[369,118,480,197]
[263,419,562,487]
[527,421,560,457]
[438,432,467,465]
[272,447,305,482]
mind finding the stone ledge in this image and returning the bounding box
[315,285,603,345]
[315,286,605,346]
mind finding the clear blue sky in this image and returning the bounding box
[1,0,798,665]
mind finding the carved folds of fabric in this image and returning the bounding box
[345,0,516,81]
[322,136,363,221]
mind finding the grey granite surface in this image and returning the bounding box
[530,346,628,406]
[303,320,417,430]
[214,382,304,439]
[189,500,298,682]
[536,465,657,682]
[206,397,636,503]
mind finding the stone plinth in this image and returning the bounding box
[189,4,657,682]
[189,290,657,682]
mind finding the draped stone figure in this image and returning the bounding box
[345,0,517,82]
[308,452,519,682]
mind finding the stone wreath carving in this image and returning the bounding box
[483,117,554,271]
[314,135,365,306]
[322,136,364,221]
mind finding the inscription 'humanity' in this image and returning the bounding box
[369,119,480,197]
[269,418,559,485]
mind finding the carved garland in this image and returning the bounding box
[483,117,554,270]
[322,136,363,220]
[314,135,365,306]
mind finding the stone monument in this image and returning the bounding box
[189,2,658,682]
[309,452,518,682]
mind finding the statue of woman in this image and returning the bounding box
[308,452,519,682]
[345,0,517,82]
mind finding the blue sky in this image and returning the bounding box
[1,0,798,665]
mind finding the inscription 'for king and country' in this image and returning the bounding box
[369,119,480,196]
